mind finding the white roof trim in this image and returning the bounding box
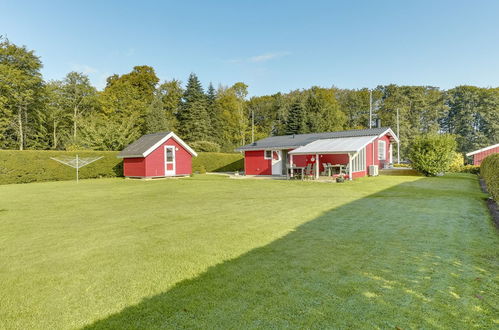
[378,128,399,143]
[466,143,499,156]
[120,132,198,158]
[289,136,377,155]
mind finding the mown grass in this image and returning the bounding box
[0,174,497,329]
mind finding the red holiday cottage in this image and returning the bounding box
[236,127,399,180]
[118,132,197,178]
[466,143,499,165]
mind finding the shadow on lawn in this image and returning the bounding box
[84,176,496,329]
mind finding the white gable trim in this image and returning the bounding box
[119,132,198,158]
[466,143,499,156]
[378,128,399,143]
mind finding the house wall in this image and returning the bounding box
[242,133,395,178]
[145,137,192,176]
[123,158,146,177]
[244,150,272,175]
[472,146,499,165]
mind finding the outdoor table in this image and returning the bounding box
[323,164,345,176]
[288,166,305,180]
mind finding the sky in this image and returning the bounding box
[1,0,499,96]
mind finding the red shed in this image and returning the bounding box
[466,143,499,165]
[235,127,398,180]
[118,132,197,178]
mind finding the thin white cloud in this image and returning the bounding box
[228,51,291,64]
[70,63,98,74]
[249,51,290,63]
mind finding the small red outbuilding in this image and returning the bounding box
[118,131,197,178]
[466,143,499,165]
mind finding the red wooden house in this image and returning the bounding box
[118,132,197,178]
[236,127,399,180]
[466,143,499,165]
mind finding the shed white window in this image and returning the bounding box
[264,150,272,159]
[352,147,366,172]
[378,140,386,160]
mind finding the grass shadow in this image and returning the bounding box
[84,177,498,329]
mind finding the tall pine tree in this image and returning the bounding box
[177,73,209,141]
[285,99,305,135]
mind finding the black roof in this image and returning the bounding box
[236,127,393,151]
[118,131,172,158]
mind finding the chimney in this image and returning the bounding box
[375,118,381,128]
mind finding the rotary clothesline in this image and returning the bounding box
[50,155,103,182]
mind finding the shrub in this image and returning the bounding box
[448,152,465,172]
[409,134,457,176]
[192,152,244,172]
[481,154,499,201]
[190,141,221,152]
[393,163,411,168]
[0,150,122,185]
[461,164,480,174]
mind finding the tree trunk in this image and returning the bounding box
[53,119,57,149]
[73,106,77,140]
[18,108,23,151]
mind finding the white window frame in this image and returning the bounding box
[352,147,366,172]
[378,140,386,161]
[264,150,272,160]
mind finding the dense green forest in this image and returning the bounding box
[1,37,497,158]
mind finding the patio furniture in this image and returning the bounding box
[287,164,305,180]
[304,164,313,179]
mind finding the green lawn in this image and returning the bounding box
[0,174,497,329]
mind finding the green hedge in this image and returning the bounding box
[481,154,499,201]
[192,152,244,173]
[0,150,122,185]
[0,150,244,185]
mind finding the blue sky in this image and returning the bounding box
[1,0,499,96]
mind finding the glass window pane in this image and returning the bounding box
[166,149,173,162]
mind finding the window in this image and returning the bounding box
[352,147,366,172]
[166,148,174,162]
[378,140,386,161]
[264,150,272,159]
[272,150,281,161]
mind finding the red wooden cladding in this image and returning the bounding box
[123,137,193,177]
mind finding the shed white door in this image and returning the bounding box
[164,146,176,176]
[271,150,282,175]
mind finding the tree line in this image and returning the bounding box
[1,37,498,158]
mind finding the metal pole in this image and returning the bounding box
[251,109,255,143]
[396,109,400,164]
[369,90,372,129]
[76,154,79,183]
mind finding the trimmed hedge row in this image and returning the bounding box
[0,150,244,185]
[0,150,122,185]
[192,152,244,173]
[481,153,499,201]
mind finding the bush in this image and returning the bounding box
[0,150,122,185]
[393,163,411,168]
[409,134,457,176]
[461,164,480,174]
[481,154,499,201]
[448,152,465,172]
[192,152,244,172]
[190,141,221,152]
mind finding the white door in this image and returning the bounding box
[164,146,176,176]
[271,150,282,175]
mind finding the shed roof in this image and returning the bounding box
[236,127,397,151]
[118,132,197,158]
[466,143,499,156]
[288,136,376,155]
